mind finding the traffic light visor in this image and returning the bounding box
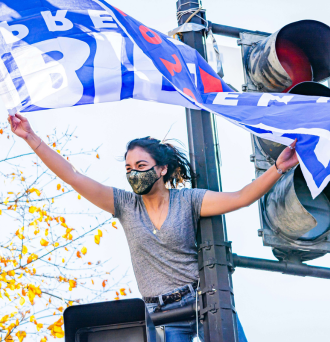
[246,20,330,92]
[276,39,312,92]
[277,20,330,84]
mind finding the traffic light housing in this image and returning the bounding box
[239,20,330,93]
[240,20,330,261]
[64,299,157,342]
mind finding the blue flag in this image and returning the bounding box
[0,0,329,198]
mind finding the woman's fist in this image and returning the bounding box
[7,113,33,140]
[276,138,299,172]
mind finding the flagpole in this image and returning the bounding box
[176,1,239,341]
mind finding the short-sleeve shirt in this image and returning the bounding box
[113,187,207,297]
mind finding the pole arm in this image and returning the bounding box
[150,303,197,326]
[233,254,330,279]
[208,21,270,38]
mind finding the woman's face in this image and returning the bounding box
[125,147,167,176]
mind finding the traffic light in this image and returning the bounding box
[64,299,157,342]
[239,20,330,261]
[239,20,330,93]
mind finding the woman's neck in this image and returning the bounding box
[142,183,169,209]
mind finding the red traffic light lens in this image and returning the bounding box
[276,39,313,92]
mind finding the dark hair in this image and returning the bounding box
[125,137,195,188]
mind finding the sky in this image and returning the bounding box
[1,0,330,341]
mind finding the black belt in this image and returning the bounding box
[143,282,198,306]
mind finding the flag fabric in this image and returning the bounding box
[0,1,330,198]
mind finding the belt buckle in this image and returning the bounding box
[173,291,182,302]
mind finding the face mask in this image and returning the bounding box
[126,166,160,195]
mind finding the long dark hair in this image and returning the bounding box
[124,137,195,188]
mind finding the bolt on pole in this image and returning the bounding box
[176,1,238,341]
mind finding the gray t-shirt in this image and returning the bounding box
[113,187,207,297]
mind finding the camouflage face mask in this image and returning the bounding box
[126,166,160,195]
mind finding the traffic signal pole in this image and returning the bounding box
[176,1,238,341]
[208,22,270,39]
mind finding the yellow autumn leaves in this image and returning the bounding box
[0,130,115,342]
[94,229,103,245]
[76,246,88,259]
[114,288,129,300]
[69,279,77,291]
[16,331,26,342]
[27,284,42,305]
[48,317,64,338]
[27,254,38,264]
[28,188,41,197]
[40,238,49,247]
[28,206,37,214]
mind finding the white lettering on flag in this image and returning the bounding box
[0,58,21,110]
[257,93,294,106]
[187,63,197,87]
[314,137,330,168]
[13,37,89,108]
[93,32,122,102]
[213,92,239,106]
[0,21,29,44]
[88,10,117,29]
[316,97,330,103]
[41,10,74,32]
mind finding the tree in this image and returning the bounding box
[0,121,130,342]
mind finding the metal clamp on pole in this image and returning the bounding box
[200,303,236,317]
[198,240,232,251]
[201,257,233,269]
[200,303,219,316]
[199,284,234,295]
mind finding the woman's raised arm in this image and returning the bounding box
[200,139,299,217]
[8,113,115,214]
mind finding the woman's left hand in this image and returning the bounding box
[276,138,299,173]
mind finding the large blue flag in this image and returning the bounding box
[0,0,330,198]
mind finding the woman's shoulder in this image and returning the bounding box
[112,187,139,205]
[170,187,207,200]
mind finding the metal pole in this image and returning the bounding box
[208,21,270,38]
[176,1,238,341]
[233,254,330,279]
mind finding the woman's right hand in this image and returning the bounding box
[7,113,34,140]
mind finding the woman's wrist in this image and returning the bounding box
[275,160,289,174]
[273,163,286,176]
[25,132,42,150]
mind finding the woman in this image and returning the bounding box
[8,113,298,341]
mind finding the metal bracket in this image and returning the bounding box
[168,22,206,37]
[242,83,258,92]
[237,39,258,46]
[199,284,234,295]
[199,240,232,251]
[200,303,236,317]
[201,258,233,269]
[200,304,219,316]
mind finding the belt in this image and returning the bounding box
[143,282,198,305]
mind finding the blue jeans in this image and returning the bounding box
[146,284,248,342]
